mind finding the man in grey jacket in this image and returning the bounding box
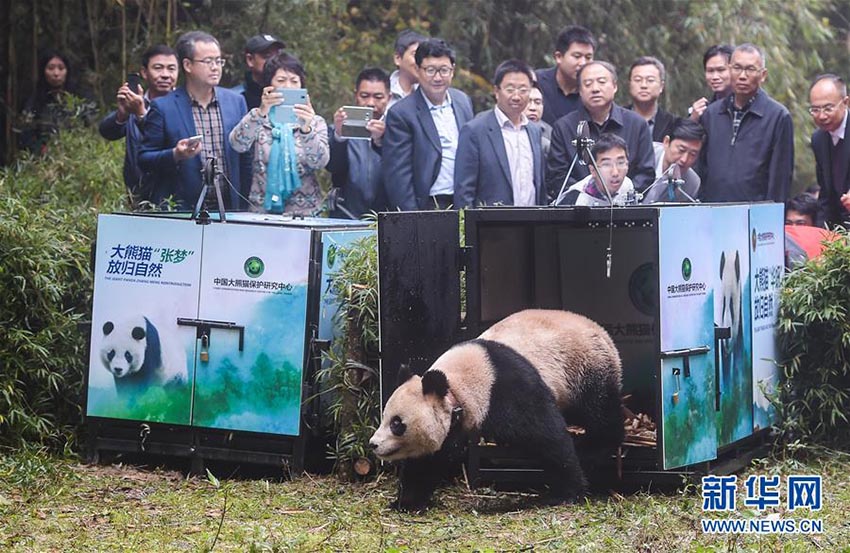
[327,67,391,218]
[698,43,793,202]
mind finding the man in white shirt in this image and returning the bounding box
[454,59,546,208]
[382,38,474,210]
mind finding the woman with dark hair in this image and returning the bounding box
[18,49,96,154]
[229,52,329,215]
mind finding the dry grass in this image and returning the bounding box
[1,448,849,552]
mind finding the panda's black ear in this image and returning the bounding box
[131,326,146,341]
[103,321,114,336]
[421,370,449,398]
[396,364,414,386]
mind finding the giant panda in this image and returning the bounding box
[370,309,624,511]
[718,249,743,385]
[99,315,187,396]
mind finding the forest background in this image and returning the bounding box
[2,0,850,193]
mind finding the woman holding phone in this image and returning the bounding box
[229,52,329,215]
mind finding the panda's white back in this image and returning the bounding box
[479,309,621,409]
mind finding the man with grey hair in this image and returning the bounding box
[809,73,850,226]
[140,30,251,209]
[698,43,793,202]
[626,56,676,142]
[546,60,655,199]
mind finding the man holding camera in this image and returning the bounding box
[327,67,391,218]
[98,44,178,203]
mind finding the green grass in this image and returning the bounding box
[1,449,849,552]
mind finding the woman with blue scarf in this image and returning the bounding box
[229,53,329,215]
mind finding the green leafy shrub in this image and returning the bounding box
[316,233,381,477]
[0,126,126,450]
[777,229,850,448]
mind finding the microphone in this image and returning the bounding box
[638,162,681,202]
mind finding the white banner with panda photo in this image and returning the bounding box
[87,214,202,425]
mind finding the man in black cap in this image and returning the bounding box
[232,33,285,110]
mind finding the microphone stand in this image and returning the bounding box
[640,163,699,204]
[192,157,227,223]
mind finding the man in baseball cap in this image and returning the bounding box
[232,33,286,109]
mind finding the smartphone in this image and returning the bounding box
[340,106,374,139]
[270,88,308,127]
[126,73,143,94]
[185,134,202,148]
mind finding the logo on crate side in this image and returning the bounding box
[244,256,265,278]
[681,257,692,281]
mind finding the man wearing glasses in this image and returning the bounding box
[561,133,637,206]
[383,38,474,210]
[809,74,850,227]
[454,60,546,208]
[698,43,793,203]
[626,56,676,143]
[140,31,251,210]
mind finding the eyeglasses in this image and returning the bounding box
[630,76,659,85]
[421,66,453,78]
[192,57,226,68]
[597,159,629,171]
[499,86,531,96]
[808,104,839,116]
[730,64,763,76]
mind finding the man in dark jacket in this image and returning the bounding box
[546,60,655,199]
[231,34,285,110]
[698,43,793,202]
[626,56,676,143]
[809,74,850,227]
[99,45,178,202]
[327,67,391,218]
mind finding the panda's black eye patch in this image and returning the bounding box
[390,416,406,436]
[106,349,115,361]
[132,326,146,340]
[125,351,133,363]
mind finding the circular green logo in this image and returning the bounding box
[752,228,758,252]
[244,256,265,278]
[681,257,692,281]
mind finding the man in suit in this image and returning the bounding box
[626,56,676,143]
[383,38,474,210]
[454,59,545,208]
[99,44,178,204]
[546,60,655,200]
[139,31,251,210]
[809,74,850,227]
[327,67,391,218]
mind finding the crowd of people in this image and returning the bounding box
[22,25,850,228]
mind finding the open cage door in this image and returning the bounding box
[377,211,462,404]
